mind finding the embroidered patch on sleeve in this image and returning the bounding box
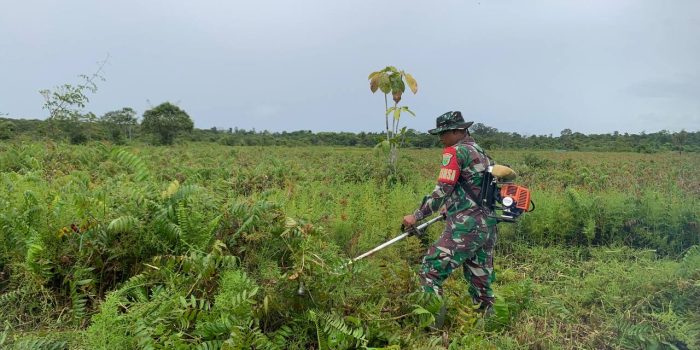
[438,148,460,184]
[441,153,453,166]
[438,168,458,183]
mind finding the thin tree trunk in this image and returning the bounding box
[389,101,399,173]
[384,94,390,142]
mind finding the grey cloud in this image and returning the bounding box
[1,0,699,135]
[626,77,700,99]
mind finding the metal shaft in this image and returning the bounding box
[341,214,444,269]
[350,232,410,263]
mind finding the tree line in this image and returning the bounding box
[1,111,697,153]
[2,60,695,152]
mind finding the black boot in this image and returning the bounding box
[431,303,447,330]
[477,301,494,317]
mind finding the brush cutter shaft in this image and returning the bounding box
[348,214,445,265]
[351,232,410,262]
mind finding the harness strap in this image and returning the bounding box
[458,144,494,212]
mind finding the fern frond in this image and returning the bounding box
[71,291,88,325]
[206,215,223,238]
[117,272,150,295]
[107,215,140,234]
[616,320,660,349]
[130,286,150,303]
[25,241,53,280]
[164,222,183,241]
[110,148,150,181]
[311,310,368,348]
[133,319,156,350]
[410,304,436,329]
[8,338,68,350]
[0,289,21,304]
[176,201,190,233]
[196,339,224,350]
[0,324,7,347]
[216,255,239,270]
[265,325,293,350]
[197,317,233,339]
[170,184,199,203]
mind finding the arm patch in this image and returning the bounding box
[437,147,460,184]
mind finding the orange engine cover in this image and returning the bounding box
[500,185,531,211]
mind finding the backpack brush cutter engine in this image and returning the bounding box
[480,164,535,222]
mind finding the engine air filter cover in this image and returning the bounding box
[499,184,531,211]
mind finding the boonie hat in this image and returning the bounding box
[428,111,474,135]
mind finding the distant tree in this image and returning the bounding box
[0,120,15,140]
[39,56,108,142]
[560,128,574,149]
[101,107,138,143]
[471,123,498,136]
[141,102,194,145]
[76,112,99,144]
[672,130,688,155]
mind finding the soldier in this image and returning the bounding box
[403,111,498,314]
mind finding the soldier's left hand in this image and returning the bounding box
[402,214,417,228]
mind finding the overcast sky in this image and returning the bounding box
[1,0,698,135]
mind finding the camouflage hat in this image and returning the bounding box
[428,111,474,135]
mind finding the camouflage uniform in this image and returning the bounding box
[414,129,498,307]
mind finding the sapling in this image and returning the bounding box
[368,66,418,179]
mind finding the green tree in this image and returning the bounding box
[141,102,194,145]
[368,66,418,176]
[560,128,574,150]
[672,129,688,155]
[39,57,107,142]
[471,123,499,136]
[0,120,15,140]
[100,107,138,143]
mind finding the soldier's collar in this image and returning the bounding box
[459,135,475,144]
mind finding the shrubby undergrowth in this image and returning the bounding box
[0,141,698,349]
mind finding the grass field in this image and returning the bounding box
[0,141,698,349]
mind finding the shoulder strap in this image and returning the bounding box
[457,143,491,208]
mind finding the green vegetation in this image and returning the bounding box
[0,141,698,349]
[38,58,107,145]
[141,103,195,145]
[0,120,14,140]
[99,107,138,144]
[2,116,698,152]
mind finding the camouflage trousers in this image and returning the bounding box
[419,210,497,306]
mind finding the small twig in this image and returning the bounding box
[367,312,413,322]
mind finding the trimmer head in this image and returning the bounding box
[297,281,306,296]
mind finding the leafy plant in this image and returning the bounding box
[368,66,418,178]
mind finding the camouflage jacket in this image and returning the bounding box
[413,135,493,221]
